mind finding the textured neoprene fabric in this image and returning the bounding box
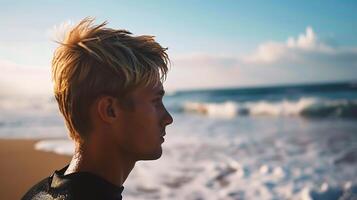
[21,165,124,200]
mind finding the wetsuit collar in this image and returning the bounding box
[50,165,124,195]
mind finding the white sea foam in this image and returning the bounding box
[248,98,316,116]
[32,114,357,200]
[183,98,317,118]
[182,98,357,118]
[0,88,356,199]
[184,101,237,118]
[35,139,74,155]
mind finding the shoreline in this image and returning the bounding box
[0,139,71,200]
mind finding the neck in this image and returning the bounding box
[64,138,136,187]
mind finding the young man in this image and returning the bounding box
[22,17,173,200]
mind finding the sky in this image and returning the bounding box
[0,0,357,95]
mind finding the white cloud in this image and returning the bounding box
[242,42,288,63]
[167,27,357,90]
[165,53,242,91]
[0,59,52,97]
[242,26,355,64]
[1,27,356,93]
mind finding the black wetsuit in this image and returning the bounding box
[21,165,124,200]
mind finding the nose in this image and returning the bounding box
[162,107,173,126]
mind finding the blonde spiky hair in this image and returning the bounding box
[52,17,169,142]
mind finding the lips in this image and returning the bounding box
[161,130,166,137]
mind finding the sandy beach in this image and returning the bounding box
[0,139,71,200]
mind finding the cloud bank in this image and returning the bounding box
[0,60,52,97]
[166,27,357,90]
[1,27,356,94]
[242,27,357,65]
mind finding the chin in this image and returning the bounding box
[139,148,163,161]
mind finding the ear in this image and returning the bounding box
[96,96,119,123]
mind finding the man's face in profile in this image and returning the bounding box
[115,82,173,161]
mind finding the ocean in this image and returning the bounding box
[1,82,357,200]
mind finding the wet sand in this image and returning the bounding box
[0,139,71,200]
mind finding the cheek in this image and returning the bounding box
[120,113,161,157]
[135,104,160,124]
[122,107,159,139]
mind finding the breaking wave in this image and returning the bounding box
[182,98,357,118]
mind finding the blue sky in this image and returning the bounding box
[1,0,357,93]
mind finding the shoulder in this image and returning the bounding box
[21,167,124,200]
[21,177,80,200]
[21,177,50,200]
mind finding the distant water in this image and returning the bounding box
[1,82,357,199]
[166,82,357,119]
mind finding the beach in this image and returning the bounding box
[0,139,70,200]
[0,82,356,199]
